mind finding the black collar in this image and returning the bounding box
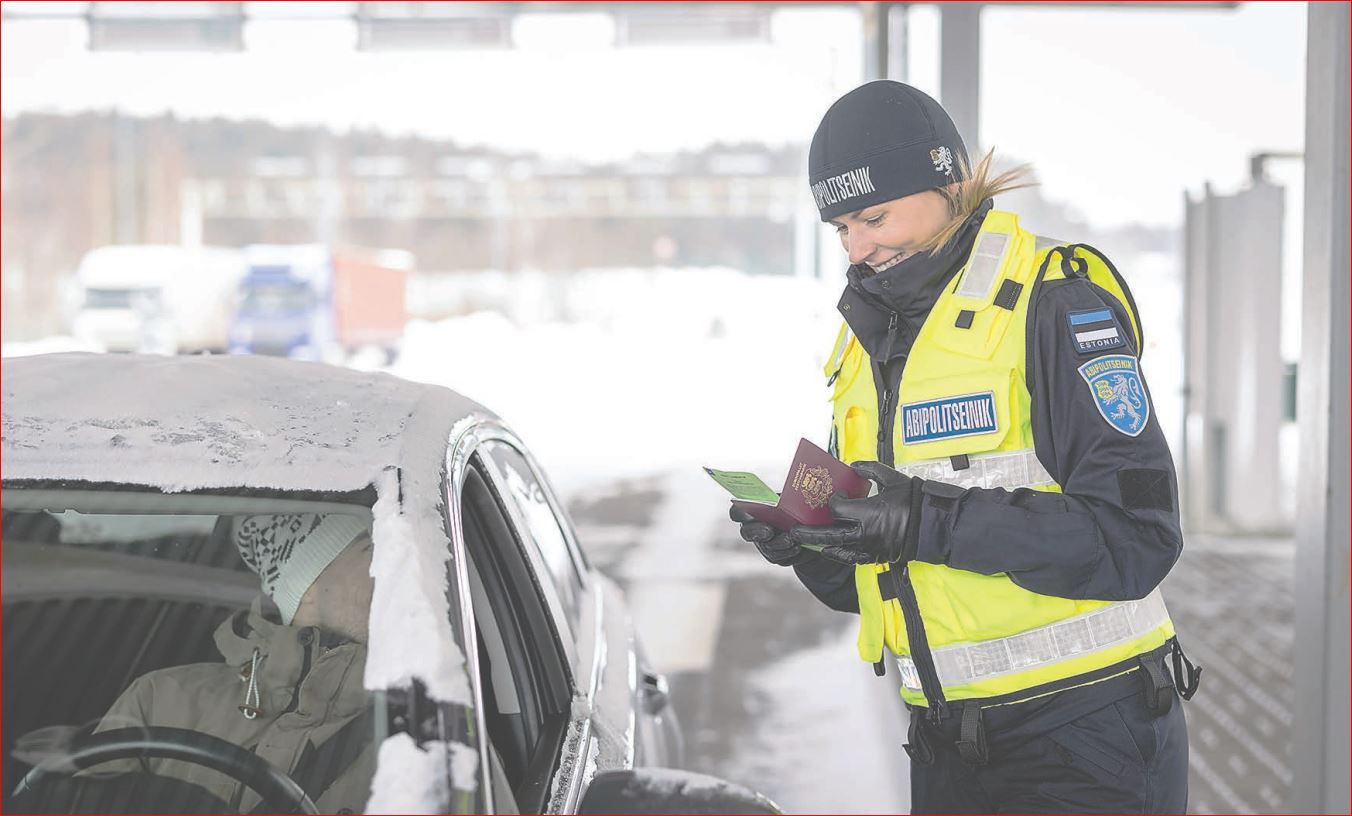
[837,198,993,361]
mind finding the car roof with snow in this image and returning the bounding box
[2,352,492,494]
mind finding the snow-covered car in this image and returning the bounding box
[1,353,777,815]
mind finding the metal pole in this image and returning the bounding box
[939,2,982,153]
[888,3,909,82]
[862,2,893,81]
[179,179,203,248]
[314,136,342,246]
[1291,2,1350,812]
[113,115,139,243]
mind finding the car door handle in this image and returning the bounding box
[640,670,670,716]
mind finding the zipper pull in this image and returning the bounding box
[878,389,893,447]
[881,311,901,361]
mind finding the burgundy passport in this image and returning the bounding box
[731,438,872,532]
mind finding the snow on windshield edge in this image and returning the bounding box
[366,467,470,703]
[365,464,478,805]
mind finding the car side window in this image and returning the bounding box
[479,440,587,634]
[458,459,571,813]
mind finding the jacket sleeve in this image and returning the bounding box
[78,677,155,777]
[911,276,1183,601]
[792,552,860,614]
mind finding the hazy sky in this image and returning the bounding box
[1,2,1307,228]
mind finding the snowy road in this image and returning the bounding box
[567,469,911,814]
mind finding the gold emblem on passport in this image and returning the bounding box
[793,463,834,509]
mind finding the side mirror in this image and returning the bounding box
[578,768,781,814]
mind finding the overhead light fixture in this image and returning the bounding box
[87,1,244,52]
[615,4,771,47]
[355,2,512,51]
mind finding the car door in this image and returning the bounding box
[475,436,681,771]
[453,452,574,814]
[447,420,676,814]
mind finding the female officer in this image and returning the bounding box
[730,80,1201,813]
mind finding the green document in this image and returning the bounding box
[703,467,779,503]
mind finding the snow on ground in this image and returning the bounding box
[393,266,844,494]
[721,625,912,813]
[616,466,790,676]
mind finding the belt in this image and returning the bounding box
[904,637,1200,767]
[894,448,1054,491]
[896,588,1171,693]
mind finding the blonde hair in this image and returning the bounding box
[919,148,1036,254]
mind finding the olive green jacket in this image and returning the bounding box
[93,600,373,813]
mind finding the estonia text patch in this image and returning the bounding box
[1067,307,1126,354]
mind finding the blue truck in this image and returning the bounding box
[229,245,410,362]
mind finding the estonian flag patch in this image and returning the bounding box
[1066,308,1127,355]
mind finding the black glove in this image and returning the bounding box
[730,506,808,567]
[788,461,923,565]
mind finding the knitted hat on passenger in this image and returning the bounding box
[808,80,969,222]
[233,514,368,625]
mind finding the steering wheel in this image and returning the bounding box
[12,727,318,814]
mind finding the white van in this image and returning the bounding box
[72,245,246,354]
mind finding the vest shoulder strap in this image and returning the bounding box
[1035,242,1144,351]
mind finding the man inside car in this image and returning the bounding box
[88,513,377,813]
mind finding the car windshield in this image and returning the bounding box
[83,288,157,311]
[239,281,314,314]
[2,488,382,814]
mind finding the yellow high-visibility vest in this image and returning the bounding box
[824,209,1175,707]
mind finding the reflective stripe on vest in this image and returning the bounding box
[823,322,854,379]
[1034,234,1067,253]
[895,588,1171,693]
[894,448,1053,491]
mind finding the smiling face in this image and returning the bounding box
[829,187,955,273]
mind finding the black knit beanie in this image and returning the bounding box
[808,80,969,222]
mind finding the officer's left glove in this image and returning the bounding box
[730,506,809,567]
[788,461,923,565]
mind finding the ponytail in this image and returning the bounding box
[921,149,1036,254]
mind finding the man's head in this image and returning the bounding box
[233,513,373,639]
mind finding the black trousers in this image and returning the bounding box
[911,685,1190,814]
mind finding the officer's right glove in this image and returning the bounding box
[787,461,923,565]
[730,506,807,567]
